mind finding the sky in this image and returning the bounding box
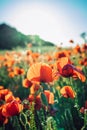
[0,0,87,46]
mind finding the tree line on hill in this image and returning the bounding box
[0,23,54,50]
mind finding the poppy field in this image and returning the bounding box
[0,43,87,130]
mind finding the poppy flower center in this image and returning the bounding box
[62,64,74,77]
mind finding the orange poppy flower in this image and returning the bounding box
[31,52,40,59]
[79,58,87,66]
[15,97,21,103]
[60,86,75,98]
[14,67,25,75]
[3,60,15,68]
[8,71,15,78]
[72,68,86,82]
[2,100,23,117]
[0,55,5,61]
[0,106,8,125]
[55,50,70,59]
[73,45,81,54]
[30,83,40,94]
[0,86,4,90]
[26,50,32,56]
[44,90,54,104]
[0,89,10,100]
[5,92,15,103]
[81,43,87,52]
[28,94,35,102]
[35,95,42,110]
[57,57,86,82]
[28,94,42,110]
[22,78,32,88]
[27,62,53,83]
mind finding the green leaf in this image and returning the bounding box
[41,92,48,106]
[58,128,65,130]
[25,122,30,130]
[19,112,27,125]
[40,82,49,90]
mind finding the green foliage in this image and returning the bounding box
[4,116,22,130]
[0,66,10,88]
[29,102,37,130]
[35,109,47,130]
[0,45,87,130]
[41,92,48,106]
[25,122,30,130]
[0,23,54,50]
[19,113,27,126]
[46,116,58,130]
[0,23,27,49]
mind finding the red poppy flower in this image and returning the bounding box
[28,94,42,110]
[28,95,35,102]
[82,43,87,52]
[57,57,86,82]
[0,106,8,124]
[0,86,4,90]
[0,89,10,100]
[14,67,25,75]
[22,78,32,88]
[30,83,40,94]
[74,45,81,53]
[2,100,23,117]
[44,90,54,104]
[5,92,15,103]
[35,95,42,110]
[55,50,71,59]
[27,62,53,83]
[60,86,75,98]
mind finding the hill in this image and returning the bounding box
[0,23,54,49]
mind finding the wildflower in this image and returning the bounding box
[35,95,42,110]
[30,83,40,94]
[8,71,15,78]
[27,62,53,83]
[28,94,42,110]
[22,78,32,88]
[3,60,15,68]
[60,86,75,98]
[5,92,15,103]
[57,57,86,82]
[54,50,71,59]
[74,45,81,53]
[44,90,54,104]
[14,67,25,75]
[79,58,87,66]
[0,106,8,125]
[0,89,10,100]
[81,43,87,52]
[2,100,23,117]
[0,86,4,90]
[28,94,35,102]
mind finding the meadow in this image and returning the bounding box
[0,43,87,130]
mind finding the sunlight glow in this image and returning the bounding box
[6,3,84,46]
[10,5,60,44]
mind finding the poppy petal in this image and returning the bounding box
[27,63,52,82]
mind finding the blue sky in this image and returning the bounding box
[0,0,87,46]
